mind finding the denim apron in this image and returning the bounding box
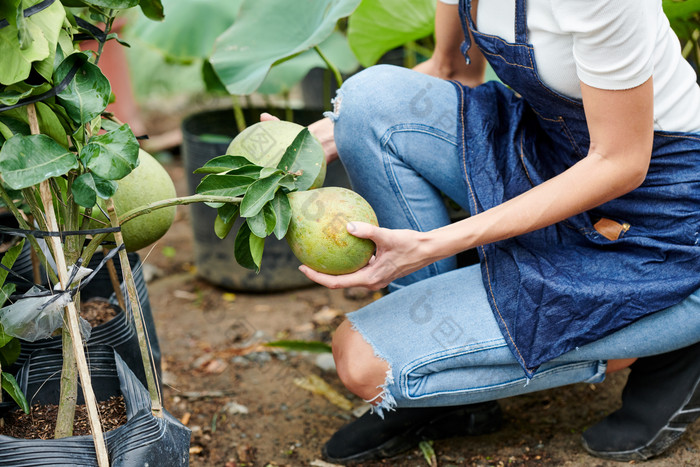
[456,0,700,375]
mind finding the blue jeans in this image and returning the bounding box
[326,65,700,413]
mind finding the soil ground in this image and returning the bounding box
[140,148,700,467]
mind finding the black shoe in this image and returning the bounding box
[322,401,502,464]
[582,341,700,461]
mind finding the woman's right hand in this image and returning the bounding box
[261,112,339,164]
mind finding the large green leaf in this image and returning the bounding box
[209,0,362,95]
[348,0,436,67]
[1,372,29,414]
[0,338,20,368]
[233,221,256,270]
[0,134,78,189]
[1,102,69,148]
[80,123,139,180]
[55,52,111,125]
[276,128,324,191]
[257,30,359,95]
[193,155,257,174]
[0,0,64,85]
[128,0,241,63]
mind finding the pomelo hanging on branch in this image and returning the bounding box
[93,149,177,252]
[227,120,327,189]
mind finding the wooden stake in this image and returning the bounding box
[27,104,110,466]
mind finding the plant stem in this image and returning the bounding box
[117,195,242,225]
[314,46,343,88]
[105,198,163,417]
[232,95,247,133]
[54,328,78,439]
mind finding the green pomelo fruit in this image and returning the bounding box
[226,120,326,189]
[93,149,177,252]
[286,187,378,275]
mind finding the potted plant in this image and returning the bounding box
[122,0,363,291]
[0,1,191,464]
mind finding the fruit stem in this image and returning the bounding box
[117,195,242,225]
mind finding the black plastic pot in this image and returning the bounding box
[7,251,160,389]
[181,107,351,292]
[0,345,190,466]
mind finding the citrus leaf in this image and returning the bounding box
[78,0,139,8]
[249,229,264,272]
[233,221,256,270]
[55,52,111,125]
[138,0,165,20]
[196,173,255,198]
[214,213,235,239]
[1,372,29,414]
[217,203,240,224]
[0,337,20,368]
[92,173,118,199]
[0,134,78,189]
[271,190,291,240]
[240,172,284,218]
[81,123,139,180]
[72,172,98,208]
[276,128,323,191]
[193,155,258,174]
[247,202,276,238]
[0,238,24,288]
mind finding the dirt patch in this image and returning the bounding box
[0,396,126,439]
[140,155,700,466]
[81,298,119,327]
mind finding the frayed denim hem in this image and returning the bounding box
[348,316,398,418]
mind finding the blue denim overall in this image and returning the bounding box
[456,0,700,374]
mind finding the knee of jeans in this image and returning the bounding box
[326,65,406,160]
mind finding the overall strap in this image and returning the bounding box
[514,0,528,43]
[459,0,474,64]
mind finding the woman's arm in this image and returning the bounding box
[414,0,486,87]
[299,78,654,289]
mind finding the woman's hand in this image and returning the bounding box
[261,112,338,164]
[298,221,434,290]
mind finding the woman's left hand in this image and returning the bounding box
[298,221,433,290]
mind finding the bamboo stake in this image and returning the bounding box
[105,198,163,417]
[27,104,109,466]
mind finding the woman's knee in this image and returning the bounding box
[332,319,390,400]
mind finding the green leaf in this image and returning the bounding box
[0,0,64,86]
[265,340,332,353]
[217,202,240,223]
[258,30,359,95]
[139,0,165,21]
[1,102,69,148]
[277,128,324,191]
[128,0,241,62]
[209,0,362,95]
[246,202,276,238]
[0,337,20,368]
[249,229,264,271]
[72,172,98,208]
[239,172,284,218]
[0,115,29,139]
[214,212,236,239]
[193,155,258,174]
[347,0,436,67]
[0,134,79,189]
[79,0,139,8]
[418,440,437,467]
[270,190,292,240]
[0,87,32,106]
[233,221,256,270]
[0,319,15,347]
[55,52,111,125]
[0,237,25,288]
[80,123,139,180]
[1,372,29,414]
[195,173,255,198]
[93,173,118,199]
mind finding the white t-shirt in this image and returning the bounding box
[439,0,700,132]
